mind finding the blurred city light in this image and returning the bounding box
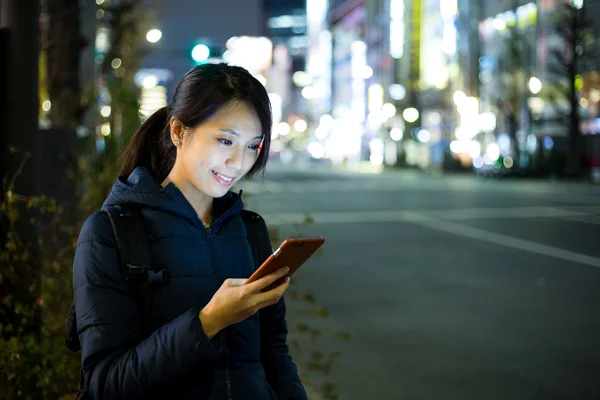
[382,103,397,119]
[191,44,210,63]
[142,75,158,89]
[389,84,406,100]
[529,77,543,94]
[276,122,291,136]
[493,18,506,31]
[100,105,111,118]
[390,128,403,141]
[307,142,325,158]
[571,0,584,9]
[292,71,312,87]
[575,75,584,91]
[528,97,545,118]
[139,85,168,118]
[389,0,405,58]
[100,122,111,137]
[497,134,511,155]
[268,15,304,29]
[42,100,51,112]
[503,156,514,168]
[478,112,497,132]
[294,119,308,132]
[403,107,419,123]
[146,29,162,44]
[368,84,384,112]
[223,36,273,73]
[302,86,316,99]
[385,141,398,165]
[461,97,479,115]
[427,111,442,125]
[268,93,282,129]
[319,114,334,129]
[369,138,384,165]
[96,0,104,4]
[362,66,374,79]
[453,90,466,105]
[417,129,431,143]
[111,58,122,69]
[315,127,328,139]
[351,40,367,123]
[469,141,481,158]
[486,143,500,161]
[271,139,284,152]
[450,140,468,154]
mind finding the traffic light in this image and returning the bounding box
[191,44,210,63]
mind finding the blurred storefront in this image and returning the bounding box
[329,1,367,166]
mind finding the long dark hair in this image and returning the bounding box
[120,63,272,182]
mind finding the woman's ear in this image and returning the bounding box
[169,117,185,145]
[258,138,264,156]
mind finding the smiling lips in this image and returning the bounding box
[212,170,235,186]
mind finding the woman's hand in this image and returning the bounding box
[199,266,290,339]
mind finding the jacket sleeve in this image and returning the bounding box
[260,297,307,400]
[73,212,221,399]
[255,218,307,400]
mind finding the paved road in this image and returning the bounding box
[238,165,600,400]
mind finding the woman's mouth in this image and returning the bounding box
[212,170,234,186]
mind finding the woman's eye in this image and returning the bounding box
[219,139,232,146]
[248,144,260,151]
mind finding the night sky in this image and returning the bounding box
[141,0,263,96]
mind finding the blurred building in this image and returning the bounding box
[329,0,368,165]
[262,0,307,118]
[476,0,600,172]
[259,0,599,172]
[476,0,538,170]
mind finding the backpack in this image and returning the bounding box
[64,205,272,396]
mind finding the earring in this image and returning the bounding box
[174,140,181,147]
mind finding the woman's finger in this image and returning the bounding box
[244,266,289,293]
[253,277,290,306]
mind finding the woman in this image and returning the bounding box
[73,63,307,399]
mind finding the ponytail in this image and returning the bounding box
[120,106,175,183]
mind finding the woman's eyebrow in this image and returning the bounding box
[219,129,262,140]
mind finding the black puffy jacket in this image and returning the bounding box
[73,167,307,399]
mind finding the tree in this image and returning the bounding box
[542,2,594,175]
[0,2,150,397]
[491,1,535,170]
[45,0,87,127]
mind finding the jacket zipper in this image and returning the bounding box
[176,187,233,399]
[206,229,233,400]
[224,346,233,400]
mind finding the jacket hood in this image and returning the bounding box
[102,167,244,228]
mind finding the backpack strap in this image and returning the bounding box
[240,209,272,269]
[104,205,168,336]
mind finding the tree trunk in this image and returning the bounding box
[0,0,42,338]
[566,9,583,177]
[46,0,84,127]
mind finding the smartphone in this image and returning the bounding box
[245,237,326,291]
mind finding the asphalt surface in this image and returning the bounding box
[237,164,600,400]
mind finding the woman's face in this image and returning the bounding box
[170,102,263,199]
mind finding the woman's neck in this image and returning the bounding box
[162,174,213,227]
